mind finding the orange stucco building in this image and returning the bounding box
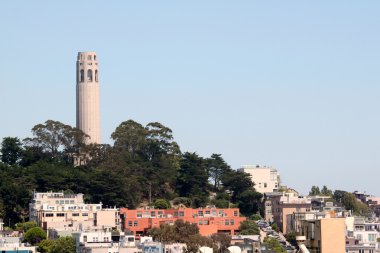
[120,207,246,237]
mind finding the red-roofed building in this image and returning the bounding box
[120,207,246,237]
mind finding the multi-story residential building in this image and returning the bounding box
[262,192,283,223]
[230,235,261,253]
[238,165,279,194]
[29,192,120,234]
[0,219,37,253]
[346,217,380,248]
[120,207,245,238]
[298,218,346,253]
[163,243,186,253]
[72,230,140,253]
[265,192,311,233]
[345,237,375,253]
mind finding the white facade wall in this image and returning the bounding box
[239,165,279,194]
[30,192,120,233]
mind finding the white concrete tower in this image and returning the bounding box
[76,52,100,144]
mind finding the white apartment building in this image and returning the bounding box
[73,231,140,253]
[239,165,279,194]
[29,192,120,234]
[0,219,36,253]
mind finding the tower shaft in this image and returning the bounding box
[76,52,100,144]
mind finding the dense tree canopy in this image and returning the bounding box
[0,119,263,225]
[0,137,23,165]
[333,190,369,216]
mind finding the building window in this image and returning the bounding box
[88,55,92,60]
[230,219,234,225]
[179,211,184,217]
[225,220,229,225]
[198,211,203,216]
[174,211,178,217]
[83,236,87,242]
[82,213,88,216]
[56,213,65,217]
[234,211,238,217]
[45,213,54,217]
[158,211,163,217]
[72,213,79,217]
[264,183,267,188]
[134,221,138,227]
[137,212,142,218]
[87,69,93,82]
[95,70,98,82]
[205,210,210,215]
[80,70,84,82]
[128,221,132,227]
[151,211,156,217]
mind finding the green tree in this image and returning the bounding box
[285,231,298,246]
[271,223,280,232]
[320,185,333,196]
[148,219,211,253]
[172,197,192,207]
[239,220,260,235]
[24,120,88,163]
[210,233,231,253]
[15,221,37,232]
[1,137,23,165]
[206,154,230,190]
[236,190,262,216]
[333,190,369,216]
[221,170,254,202]
[264,237,286,253]
[50,236,76,253]
[38,239,55,253]
[154,199,171,209]
[250,214,262,221]
[176,152,209,207]
[309,185,320,196]
[186,234,213,253]
[110,120,181,201]
[24,227,47,245]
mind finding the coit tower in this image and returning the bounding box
[76,52,100,144]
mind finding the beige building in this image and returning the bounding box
[29,192,120,234]
[76,51,100,144]
[299,218,346,253]
[239,165,279,194]
[266,192,311,233]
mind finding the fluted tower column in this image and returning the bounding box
[76,52,100,144]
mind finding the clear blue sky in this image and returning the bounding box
[1,1,380,196]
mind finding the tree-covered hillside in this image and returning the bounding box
[0,119,262,225]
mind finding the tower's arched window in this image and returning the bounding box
[94,55,97,61]
[80,70,84,82]
[88,55,92,60]
[95,70,98,82]
[87,69,93,82]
